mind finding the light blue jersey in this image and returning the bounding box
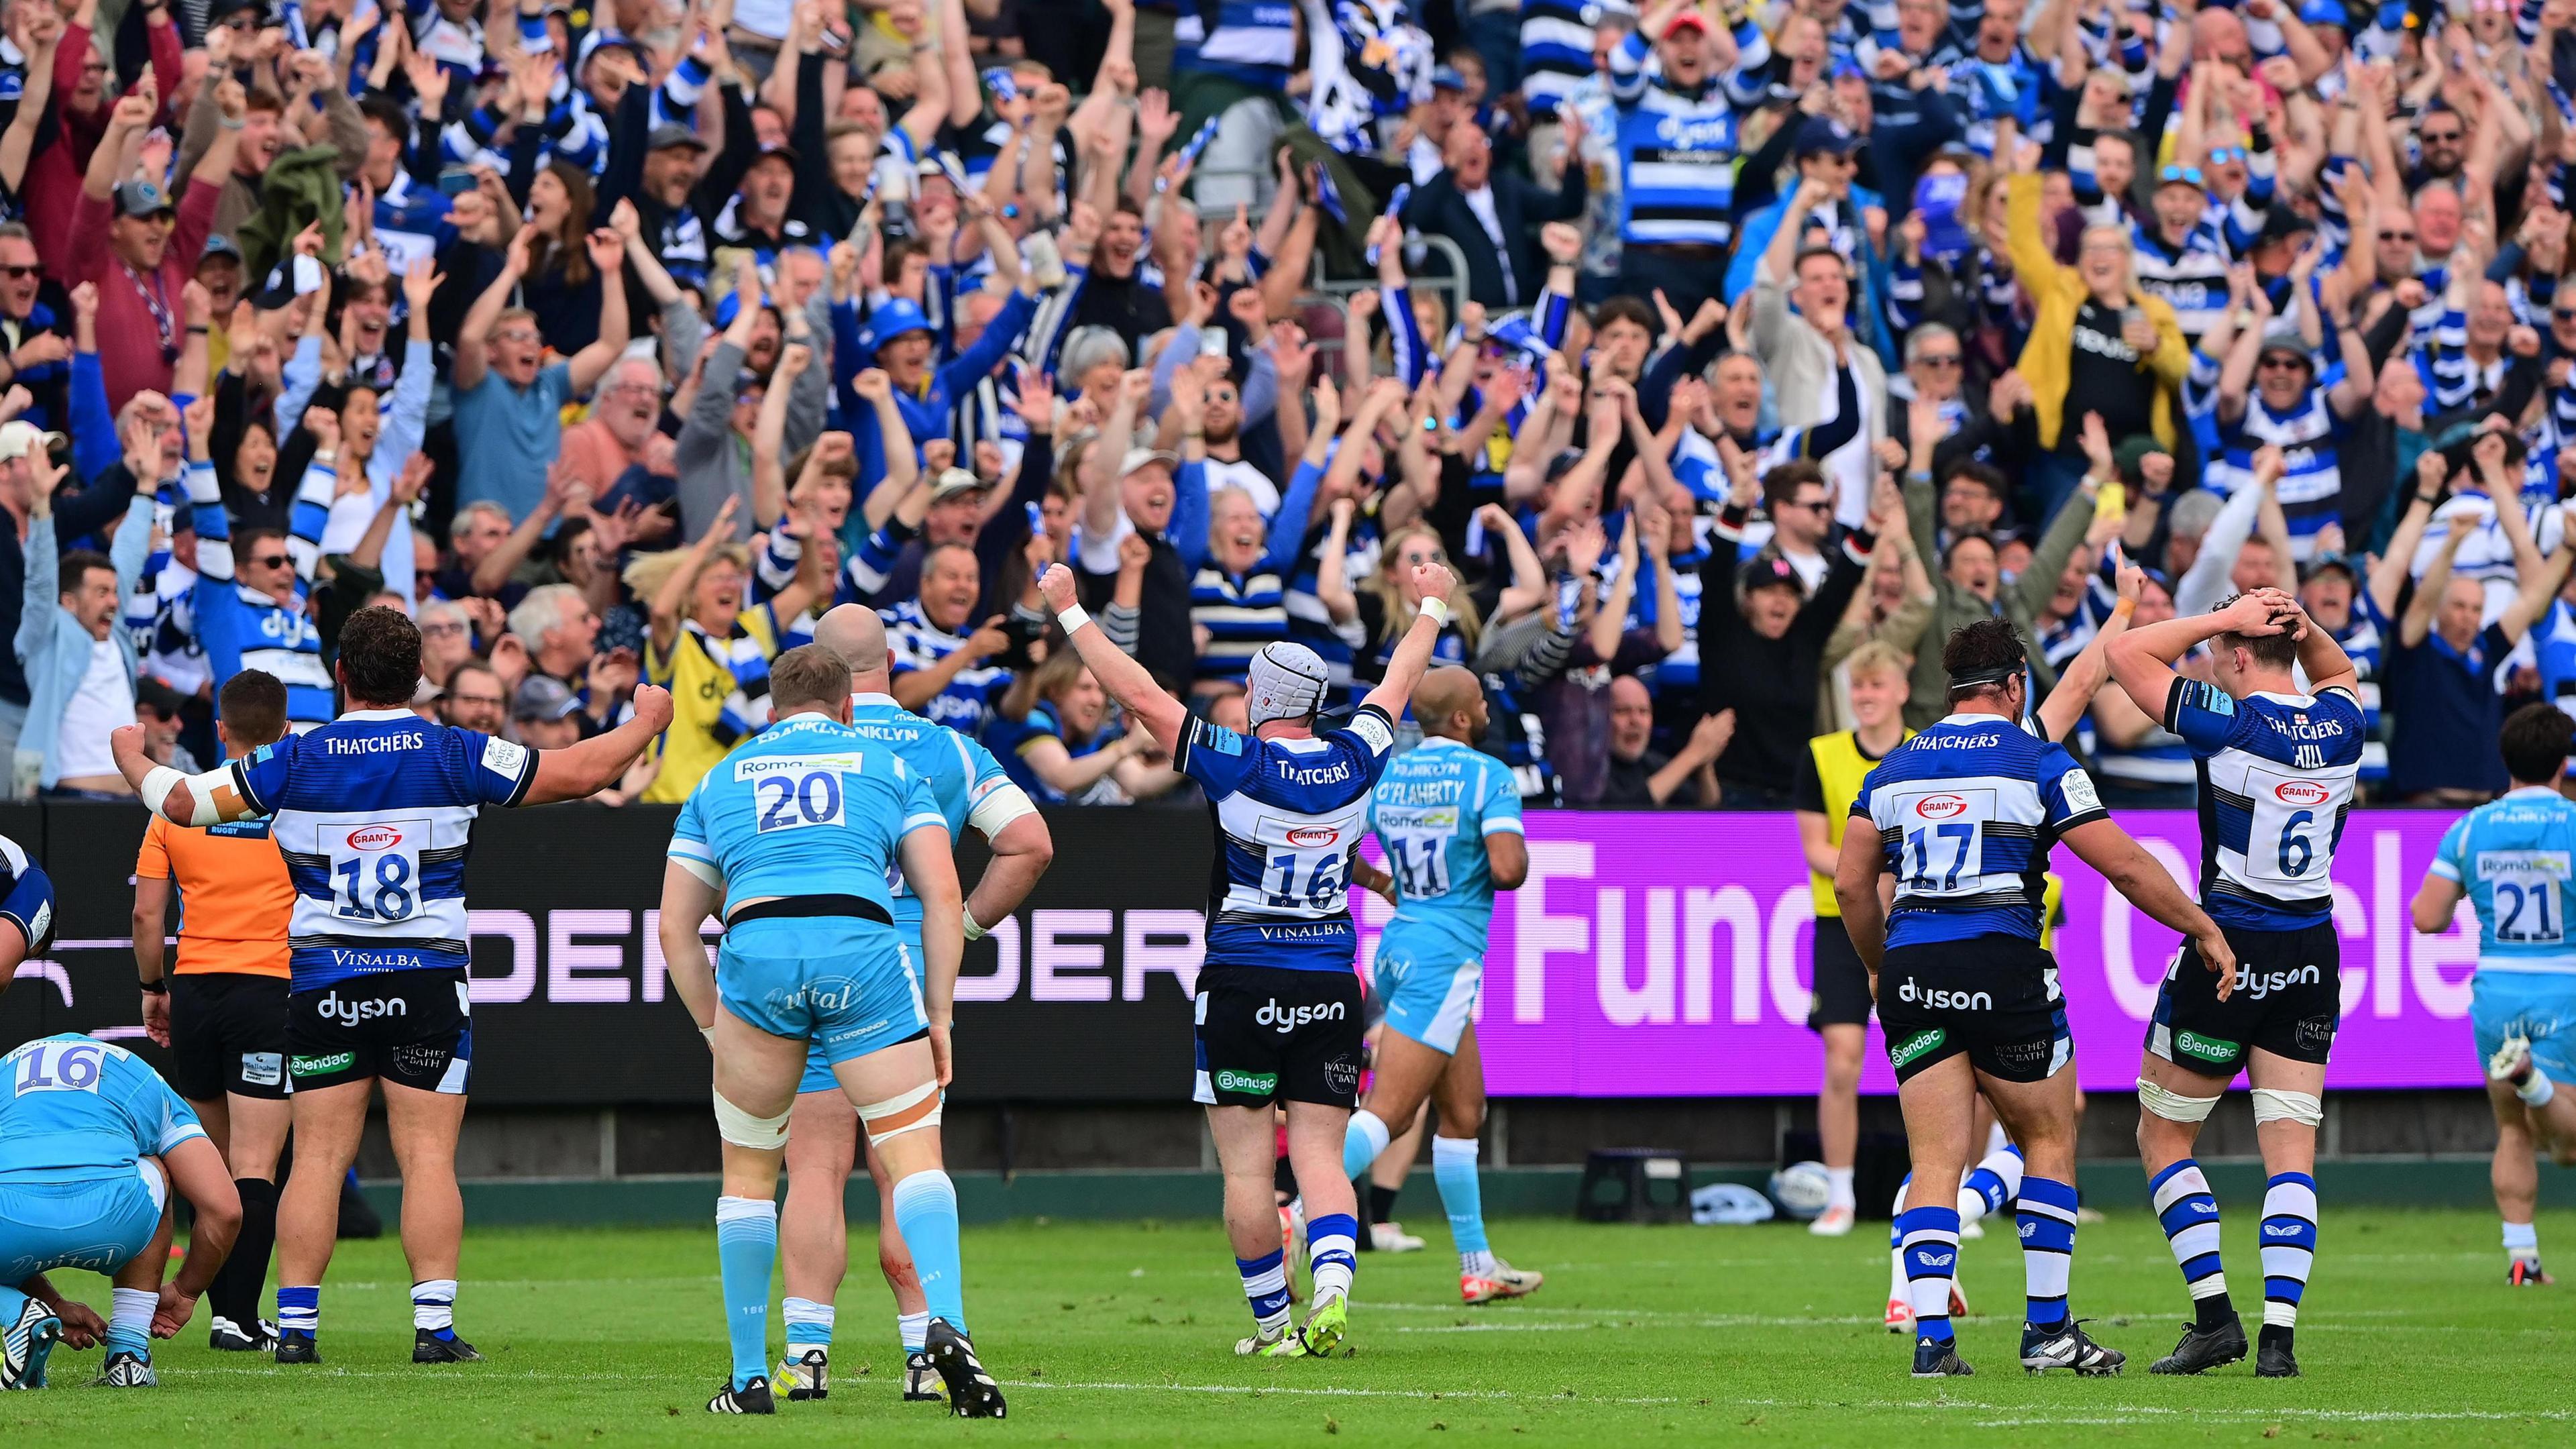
[1367,738,1523,1053]
[2431,787,2576,974]
[669,714,949,1063]
[0,1036,201,1281]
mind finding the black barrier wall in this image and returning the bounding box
[0,802,1214,1106]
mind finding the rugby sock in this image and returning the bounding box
[276,1285,319,1339]
[1986,1121,2010,1157]
[411,1279,458,1338]
[2259,1172,2319,1345]
[1432,1136,1492,1275]
[212,1177,276,1333]
[1307,1212,1358,1303]
[106,1287,155,1361]
[2504,1219,2542,1266]
[2147,1160,2233,1329]
[1236,1248,1294,1339]
[2516,1068,2558,1108]
[714,1196,778,1391]
[781,1297,833,1361]
[1825,1165,1856,1213]
[890,1171,967,1336]
[1343,1110,1392,1179]
[1368,1182,1401,1225]
[1960,1146,2023,1226]
[1895,1205,1961,1343]
[1888,1179,1912,1305]
[2017,1176,2080,1331]
[896,1310,930,1354]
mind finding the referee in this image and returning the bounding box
[1791,641,1913,1239]
[133,670,295,1354]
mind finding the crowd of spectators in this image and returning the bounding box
[9,0,2576,810]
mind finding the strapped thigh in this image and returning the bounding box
[858,1080,943,1146]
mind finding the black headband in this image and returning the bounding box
[1945,665,2021,694]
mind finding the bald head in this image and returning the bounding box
[1412,666,1486,742]
[814,604,892,689]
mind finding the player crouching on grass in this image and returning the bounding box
[659,645,1003,1418]
[1038,554,1452,1360]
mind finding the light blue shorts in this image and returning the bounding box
[2471,970,2576,1082]
[718,916,926,1074]
[1373,928,1483,1056]
[796,918,928,1095]
[0,1160,166,1283]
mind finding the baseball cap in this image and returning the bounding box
[929,468,988,502]
[1118,447,1179,479]
[856,299,933,354]
[512,676,582,722]
[2298,0,2349,27]
[1794,117,1860,158]
[751,140,800,169]
[646,122,709,153]
[2257,328,2314,365]
[2300,551,2359,583]
[197,234,244,266]
[1430,65,1467,91]
[2112,434,2170,485]
[0,420,64,462]
[113,180,174,220]
[1662,7,1710,36]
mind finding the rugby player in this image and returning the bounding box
[1036,554,1454,1358]
[109,606,675,1366]
[1,1032,239,1390]
[1341,665,1539,1305]
[658,645,1002,1417]
[2411,704,2576,1287]
[132,669,297,1354]
[764,606,1052,1405]
[2105,577,2361,1379]
[1836,616,2235,1378]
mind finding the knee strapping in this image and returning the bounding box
[2138,1077,2221,1123]
[712,1087,792,1150]
[2250,1088,2324,1126]
[859,1081,944,1145]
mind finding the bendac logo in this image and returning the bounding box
[2272,780,2332,806]
[1913,794,1969,820]
[1285,826,1340,847]
[346,825,402,851]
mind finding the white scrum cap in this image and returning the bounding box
[1244,642,1331,727]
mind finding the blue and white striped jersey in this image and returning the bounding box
[668,714,945,913]
[885,600,1012,737]
[2131,217,2235,341]
[1605,25,1771,248]
[2210,384,2345,561]
[1175,705,1400,971]
[1854,713,2108,948]
[2164,680,2363,930]
[1175,0,1298,89]
[227,712,539,988]
[1519,0,1599,121]
[2432,787,2576,973]
[184,458,338,729]
[0,1036,201,1189]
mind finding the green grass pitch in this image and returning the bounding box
[3,1207,2570,1444]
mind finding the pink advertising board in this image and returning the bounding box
[1352,810,2484,1096]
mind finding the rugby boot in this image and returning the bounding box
[904,1349,946,1400]
[2149,1314,2247,1375]
[209,1316,277,1352]
[1809,1205,1856,1238]
[708,1376,776,1413]
[93,1350,157,1387]
[2489,1034,2538,1087]
[1370,1221,1426,1252]
[2508,1256,2555,1286]
[414,1328,482,1362]
[2255,1332,2300,1379]
[2021,1319,2125,1376]
[775,1348,828,1401]
[1910,1334,1973,1377]
[1461,1260,1544,1304]
[1297,1292,1350,1358]
[1884,1295,1913,1334]
[1235,1327,1307,1358]
[926,1318,1006,1418]
[273,1331,320,1364]
[1,1296,60,1389]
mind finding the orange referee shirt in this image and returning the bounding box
[133,815,294,979]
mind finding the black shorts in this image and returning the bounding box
[1876,934,2071,1085]
[166,972,290,1102]
[2147,920,2341,1078]
[1193,965,1365,1110]
[1808,916,1874,1030]
[286,968,473,1095]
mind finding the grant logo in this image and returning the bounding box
[316,991,407,1024]
[1213,1069,1279,1095]
[1889,1028,1947,1068]
[1285,826,1340,847]
[2272,780,2332,807]
[1913,794,1970,820]
[345,825,402,851]
[1255,999,1346,1033]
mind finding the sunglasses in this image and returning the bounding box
[0,266,36,280]
[2207,146,2247,164]
[1778,498,1833,513]
[1915,353,1962,368]
[249,553,290,569]
[2555,312,2576,325]
[2379,229,2416,241]
[2257,355,2308,370]
[2421,129,2463,144]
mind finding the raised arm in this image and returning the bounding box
[521,686,678,802]
[2060,817,2237,996]
[1036,562,1186,752]
[1360,560,1461,721]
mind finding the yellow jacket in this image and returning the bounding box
[2004,172,2192,452]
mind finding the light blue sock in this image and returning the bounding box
[1432,1136,1489,1265]
[781,1296,833,1356]
[105,1287,154,1360]
[1343,1110,1392,1179]
[0,1285,27,1324]
[890,1171,967,1335]
[714,1196,778,1390]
